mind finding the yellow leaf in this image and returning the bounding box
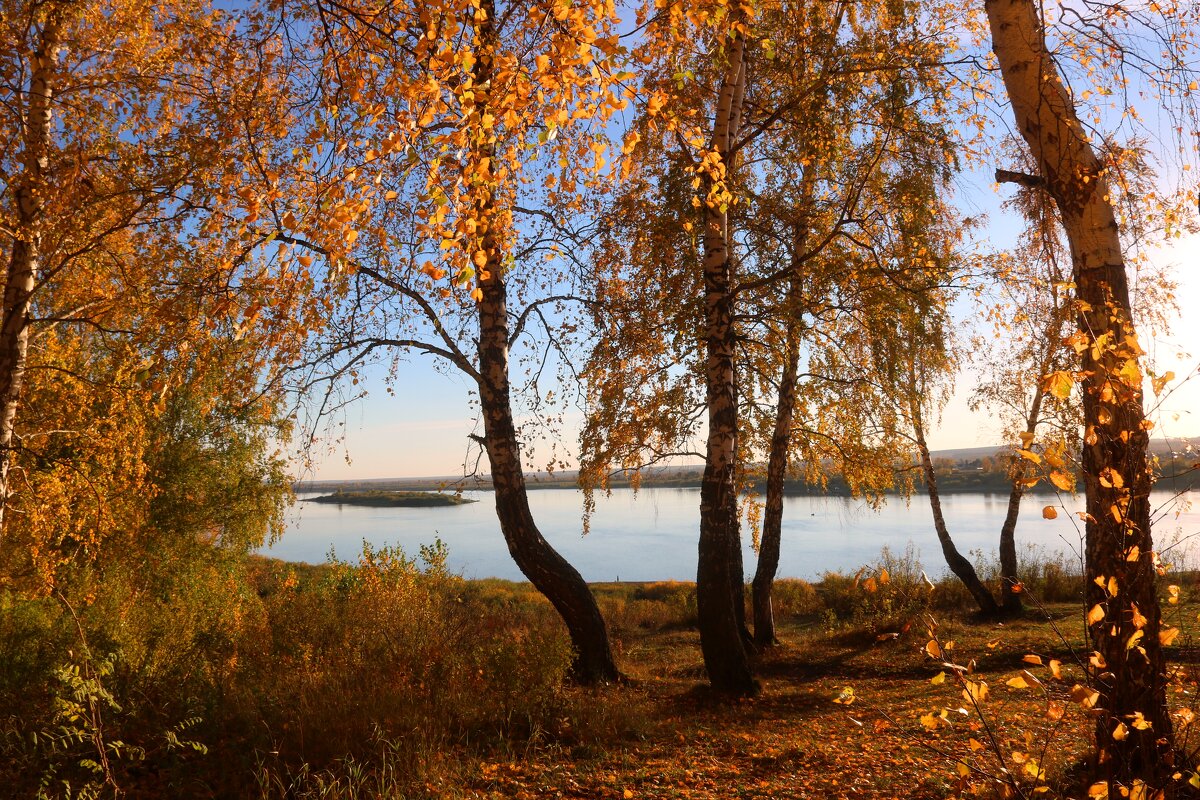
[963,680,989,704]
[833,686,855,705]
[1152,371,1175,396]
[281,210,298,229]
[1049,471,1073,491]
[1107,576,1118,597]
[1071,684,1099,708]
[1044,370,1074,400]
[1042,505,1058,520]
[298,254,313,268]
[925,640,943,659]
[1160,627,1181,646]
[1023,654,1043,666]
[647,90,666,117]
[1112,722,1129,740]
[969,737,985,752]
[879,568,890,586]
[1088,781,1110,798]
[1007,676,1030,689]
[1131,604,1148,629]
[345,228,359,245]
[1018,449,1042,464]
[1019,431,1035,447]
[931,671,946,685]
[1087,604,1106,625]
[384,190,399,201]
[1126,630,1144,650]
[1126,545,1141,562]
[1049,659,1062,679]
[1099,467,1124,489]
[1118,359,1142,387]
[1169,585,1180,604]
[623,790,633,799]
[1090,651,1107,669]
[1130,711,1152,731]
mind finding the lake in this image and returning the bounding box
[260,488,1200,582]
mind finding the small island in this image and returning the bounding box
[303,490,477,507]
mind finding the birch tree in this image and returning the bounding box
[271,0,629,683]
[982,0,1198,789]
[0,0,296,564]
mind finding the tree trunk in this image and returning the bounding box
[0,11,63,534]
[996,375,1052,616]
[697,27,757,696]
[995,472,1025,615]
[471,0,619,685]
[476,286,620,683]
[752,276,802,648]
[985,0,1174,790]
[911,390,1000,617]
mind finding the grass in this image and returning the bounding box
[6,544,1200,798]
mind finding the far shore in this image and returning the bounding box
[295,440,1197,498]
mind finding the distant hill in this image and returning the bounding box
[295,436,1197,495]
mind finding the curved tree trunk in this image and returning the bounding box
[476,265,619,684]
[985,0,1174,790]
[697,27,757,696]
[471,0,619,685]
[752,276,802,648]
[0,10,63,534]
[911,389,1000,617]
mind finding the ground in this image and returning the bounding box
[464,604,1195,799]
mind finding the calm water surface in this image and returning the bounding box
[260,488,1200,582]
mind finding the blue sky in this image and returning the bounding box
[303,218,1200,481]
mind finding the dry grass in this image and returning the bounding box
[7,549,1200,799]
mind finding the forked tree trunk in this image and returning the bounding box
[985,0,1174,790]
[995,464,1026,615]
[752,276,802,648]
[995,368,1053,616]
[990,222,1074,617]
[0,11,62,534]
[910,388,1000,617]
[472,0,619,685]
[697,26,757,696]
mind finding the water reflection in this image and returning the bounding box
[260,488,1199,582]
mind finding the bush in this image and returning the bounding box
[597,581,697,635]
[816,545,936,630]
[0,539,587,799]
[768,579,823,619]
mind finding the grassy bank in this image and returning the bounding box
[4,543,1199,798]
